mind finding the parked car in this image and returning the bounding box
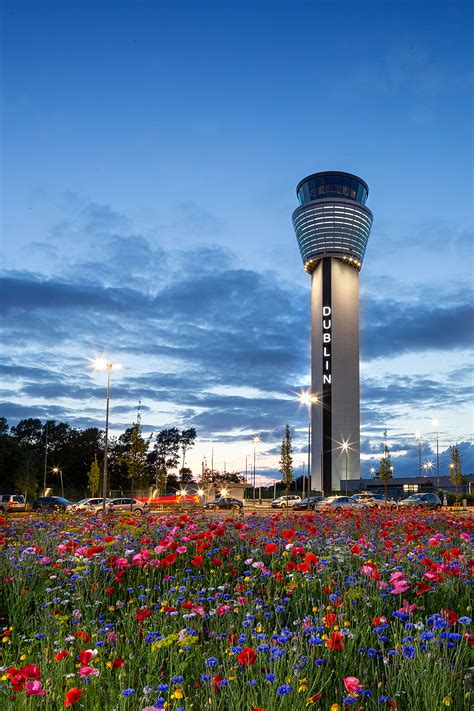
[313,496,368,511]
[352,493,398,510]
[0,494,27,513]
[102,498,149,515]
[32,496,72,512]
[398,493,442,510]
[293,496,324,511]
[202,497,243,511]
[71,498,110,512]
[271,495,302,509]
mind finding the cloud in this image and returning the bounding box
[361,299,474,360]
[1,197,472,470]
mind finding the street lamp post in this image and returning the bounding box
[432,419,440,490]
[342,441,349,495]
[300,392,318,498]
[43,423,48,497]
[52,467,64,498]
[93,358,121,513]
[415,432,422,476]
[252,436,260,500]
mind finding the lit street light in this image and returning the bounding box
[432,419,440,490]
[93,358,122,513]
[52,467,64,498]
[341,440,349,495]
[415,432,423,476]
[299,391,318,497]
[423,461,433,478]
[370,467,376,477]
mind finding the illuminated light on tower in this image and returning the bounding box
[292,172,373,493]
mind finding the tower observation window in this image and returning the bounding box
[297,173,368,206]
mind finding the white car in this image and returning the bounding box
[352,493,398,510]
[313,496,368,511]
[103,498,149,515]
[271,495,302,509]
[71,498,110,512]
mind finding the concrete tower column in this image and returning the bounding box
[292,172,373,494]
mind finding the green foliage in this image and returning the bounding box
[118,421,153,490]
[379,431,392,494]
[88,455,101,497]
[449,444,463,497]
[279,424,293,495]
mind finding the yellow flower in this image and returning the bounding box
[20,654,27,660]
[312,606,318,613]
[333,625,339,631]
[344,621,351,627]
[330,705,341,711]
[442,698,452,707]
[171,689,184,700]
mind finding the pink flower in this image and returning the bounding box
[26,680,46,696]
[79,665,100,678]
[389,571,410,594]
[343,676,363,693]
[217,604,232,616]
[176,546,187,554]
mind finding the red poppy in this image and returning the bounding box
[325,631,345,651]
[441,609,459,625]
[323,612,338,627]
[110,657,125,668]
[191,555,204,566]
[264,543,279,554]
[64,688,83,707]
[237,647,257,665]
[136,608,152,622]
[19,664,41,679]
[54,650,69,661]
[78,650,93,665]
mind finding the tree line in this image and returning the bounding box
[0,417,243,500]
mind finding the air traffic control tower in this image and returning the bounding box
[292,172,373,494]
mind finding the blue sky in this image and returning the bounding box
[1,0,473,482]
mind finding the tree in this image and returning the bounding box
[152,428,181,493]
[180,428,196,476]
[279,424,293,499]
[88,455,101,497]
[379,454,393,496]
[449,444,462,498]
[379,431,392,496]
[118,421,153,494]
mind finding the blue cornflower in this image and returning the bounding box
[458,616,471,625]
[378,696,392,703]
[121,688,135,696]
[277,685,292,695]
[314,658,325,665]
[205,657,219,666]
[420,632,434,641]
[402,645,415,658]
[343,697,358,705]
[265,674,276,682]
[156,684,169,692]
[171,675,184,683]
[248,679,257,687]
[201,674,211,682]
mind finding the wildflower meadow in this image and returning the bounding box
[0,508,472,710]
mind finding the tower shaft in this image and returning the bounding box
[311,258,360,494]
[292,171,373,493]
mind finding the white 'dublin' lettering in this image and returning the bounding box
[322,306,331,385]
